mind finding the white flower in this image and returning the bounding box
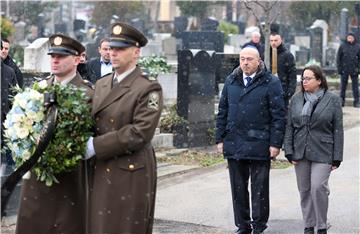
[29,89,43,101]
[22,150,31,160]
[38,80,48,89]
[14,125,30,139]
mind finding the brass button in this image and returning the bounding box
[109,118,114,123]
[128,164,135,170]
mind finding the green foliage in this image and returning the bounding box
[160,104,187,133]
[157,150,225,168]
[9,44,24,67]
[91,1,146,27]
[1,17,15,39]
[3,1,57,25]
[176,1,209,18]
[217,20,239,43]
[207,127,216,145]
[288,1,356,31]
[138,55,171,79]
[34,83,93,186]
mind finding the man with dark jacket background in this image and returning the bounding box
[216,47,286,234]
[86,37,112,84]
[336,32,360,108]
[242,31,265,61]
[269,33,297,108]
[1,38,23,88]
[1,40,18,171]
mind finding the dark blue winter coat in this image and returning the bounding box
[215,63,286,160]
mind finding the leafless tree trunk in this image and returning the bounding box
[243,0,280,69]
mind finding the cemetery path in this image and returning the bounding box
[154,126,360,234]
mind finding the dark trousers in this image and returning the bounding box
[340,73,359,105]
[228,159,270,233]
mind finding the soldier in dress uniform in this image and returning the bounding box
[16,34,94,234]
[84,22,163,234]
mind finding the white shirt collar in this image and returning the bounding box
[114,66,136,84]
[242,72,256,86]
[54,71,77,85]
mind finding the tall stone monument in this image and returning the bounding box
[175,50,216,148]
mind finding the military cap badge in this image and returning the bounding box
[54,36,63,46]
[113,25,122,35]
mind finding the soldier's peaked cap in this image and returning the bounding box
[48,34,85,56]
[109,22,148,48]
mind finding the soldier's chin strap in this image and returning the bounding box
[1,92,57,219]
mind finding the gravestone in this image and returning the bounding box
[200,17,219,31]
[181,31,224,52]
[86,42,99,60]
[340,8,349,41]
[309,27,323,65]
[295,48,310,67]
[141,41,162,57]
[213,53,239,93]
[23,38,50,72]
[14,21,26,42]
[228,34,247,51]
[310,20,328,65]
[174,16,188,38]
[294,35,310,49]
[54,23,67,34]
[175,50,216,148]
[325,47,337,67]
[162,36,177,61]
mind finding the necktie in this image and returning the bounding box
[113,76,119,85]
[245,77,252,87]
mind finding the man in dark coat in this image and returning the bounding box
[269,33,297,109]
[16,34,94,234]
[242,31,265,61]
[336,32,360,107]
[216,47,286,234]
[85,37,112,84]
[1,50,18,168]
[1,38,24,88]
[84,22,163,234]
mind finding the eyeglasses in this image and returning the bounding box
[301,76,316,82]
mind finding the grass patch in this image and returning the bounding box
[271,159,292,169]
[157,150,225,168]
[157,149,292,170]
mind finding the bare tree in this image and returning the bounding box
[243,0,280,69]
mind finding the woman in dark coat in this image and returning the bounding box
[284,65,343,234]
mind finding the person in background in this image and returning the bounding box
[86,37,112,84]
[242,31,265,61]
[1,38,24,88]
[16,34,94,234]
[77,51,91,81]
[284,65,343,234]
[1,40,18,173]
[84,22,163,234]
[215,46,285,234]
[269,33,297,109]
[336,32,360,108]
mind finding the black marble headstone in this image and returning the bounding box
[175,50,216,148]
[181,31,224,52]
[309,27,323,65]
[174,16,188,38]
[295,49,310,67]
[54,23,67,34]
[213,53,239,92]
[200,18,219,31]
